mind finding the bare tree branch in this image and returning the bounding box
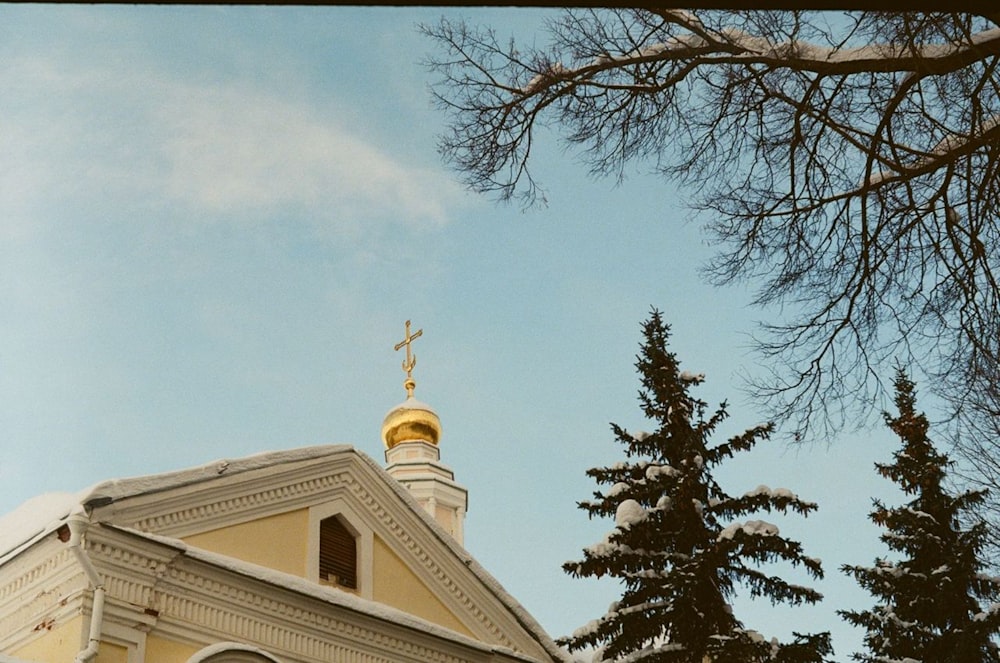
[425,10,1000,444]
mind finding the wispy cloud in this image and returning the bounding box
[156,83,459,226]
[0,54,464,236]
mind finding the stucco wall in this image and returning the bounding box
[183,509,309,578]
[144,635,198,663]
[179,507,471,637]
[371,535,472,637]
[11,615,82,663]
[95,642,128,663]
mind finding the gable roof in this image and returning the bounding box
[104,524,543,662]
[0,446,352,565]
[0,445,568,662]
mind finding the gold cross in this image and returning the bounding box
[394,320,423,397]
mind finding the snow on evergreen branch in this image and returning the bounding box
[562,309,829,662]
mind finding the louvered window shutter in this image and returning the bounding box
[319,516,357,589]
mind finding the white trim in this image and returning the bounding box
[305,498,373,600]
[1,447,563,661]
[101,621,148,663]
[93,450,358,538]
[0,540,86,655]
[95,525,545,663]
[186,642,283,663]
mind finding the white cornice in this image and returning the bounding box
[89,525,542,663]
[74,446,563,662]
[93,453,359,537]
[353,454,566,662]
[0,538,86,653]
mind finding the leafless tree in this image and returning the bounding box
[425,10,1000,444]
[951,362,1000,564]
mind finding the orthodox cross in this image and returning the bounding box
[394,320,423,398]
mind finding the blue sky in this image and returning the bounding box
[0,5,913,659]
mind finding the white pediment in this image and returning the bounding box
[78,445,562,662]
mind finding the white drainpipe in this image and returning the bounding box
[64,514,105,663]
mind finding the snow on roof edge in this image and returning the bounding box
[0,443,567,662]
[354,452,570,662]
[0,445,355,564]
[81,444,355,505]
[0,491,89,566]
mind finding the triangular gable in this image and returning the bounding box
[76,445,563,662]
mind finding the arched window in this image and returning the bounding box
[319,514,357,589]
[186,643,282,663]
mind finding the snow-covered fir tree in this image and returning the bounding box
[559,310,831,663]
[840,368,1000,662]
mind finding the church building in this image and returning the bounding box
[0,322,566,663]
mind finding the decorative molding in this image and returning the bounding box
[82,450,553,661]
[352,455,559,662]
[188,642,283,663]
[386,444,468,545]
[0,543,75,605]
[346,479,514,649]
[84,525,545,663]
[339,474,556,660]
[0,540,86,653]
[0,578,84,654]
[157,592,471,663]
[102,620,150,663]
[116,466,354,537]
[305,499,373,600]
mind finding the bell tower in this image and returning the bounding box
[381,321,468,544]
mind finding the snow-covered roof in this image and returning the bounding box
[0,444,568,662]
[356,449,569,662]
[0,445,354,564]
[84,444,356,505]
[0,491,88,565]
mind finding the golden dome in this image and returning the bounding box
[381,397,441,449]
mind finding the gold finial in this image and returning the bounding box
[393,319,423,398]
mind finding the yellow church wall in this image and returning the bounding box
[95,642,128,663]
[165,505,477,645]
[11,615,83,662]
[371,535,473,638]
[182,509,309,578]
[144,635,199,662]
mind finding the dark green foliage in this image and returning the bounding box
[560,309,831,662]
[840,369,1000,662]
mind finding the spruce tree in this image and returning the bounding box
[560,309,831,663]
[840,368,1000,662]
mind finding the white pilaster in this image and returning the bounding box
[385,441,468,545]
